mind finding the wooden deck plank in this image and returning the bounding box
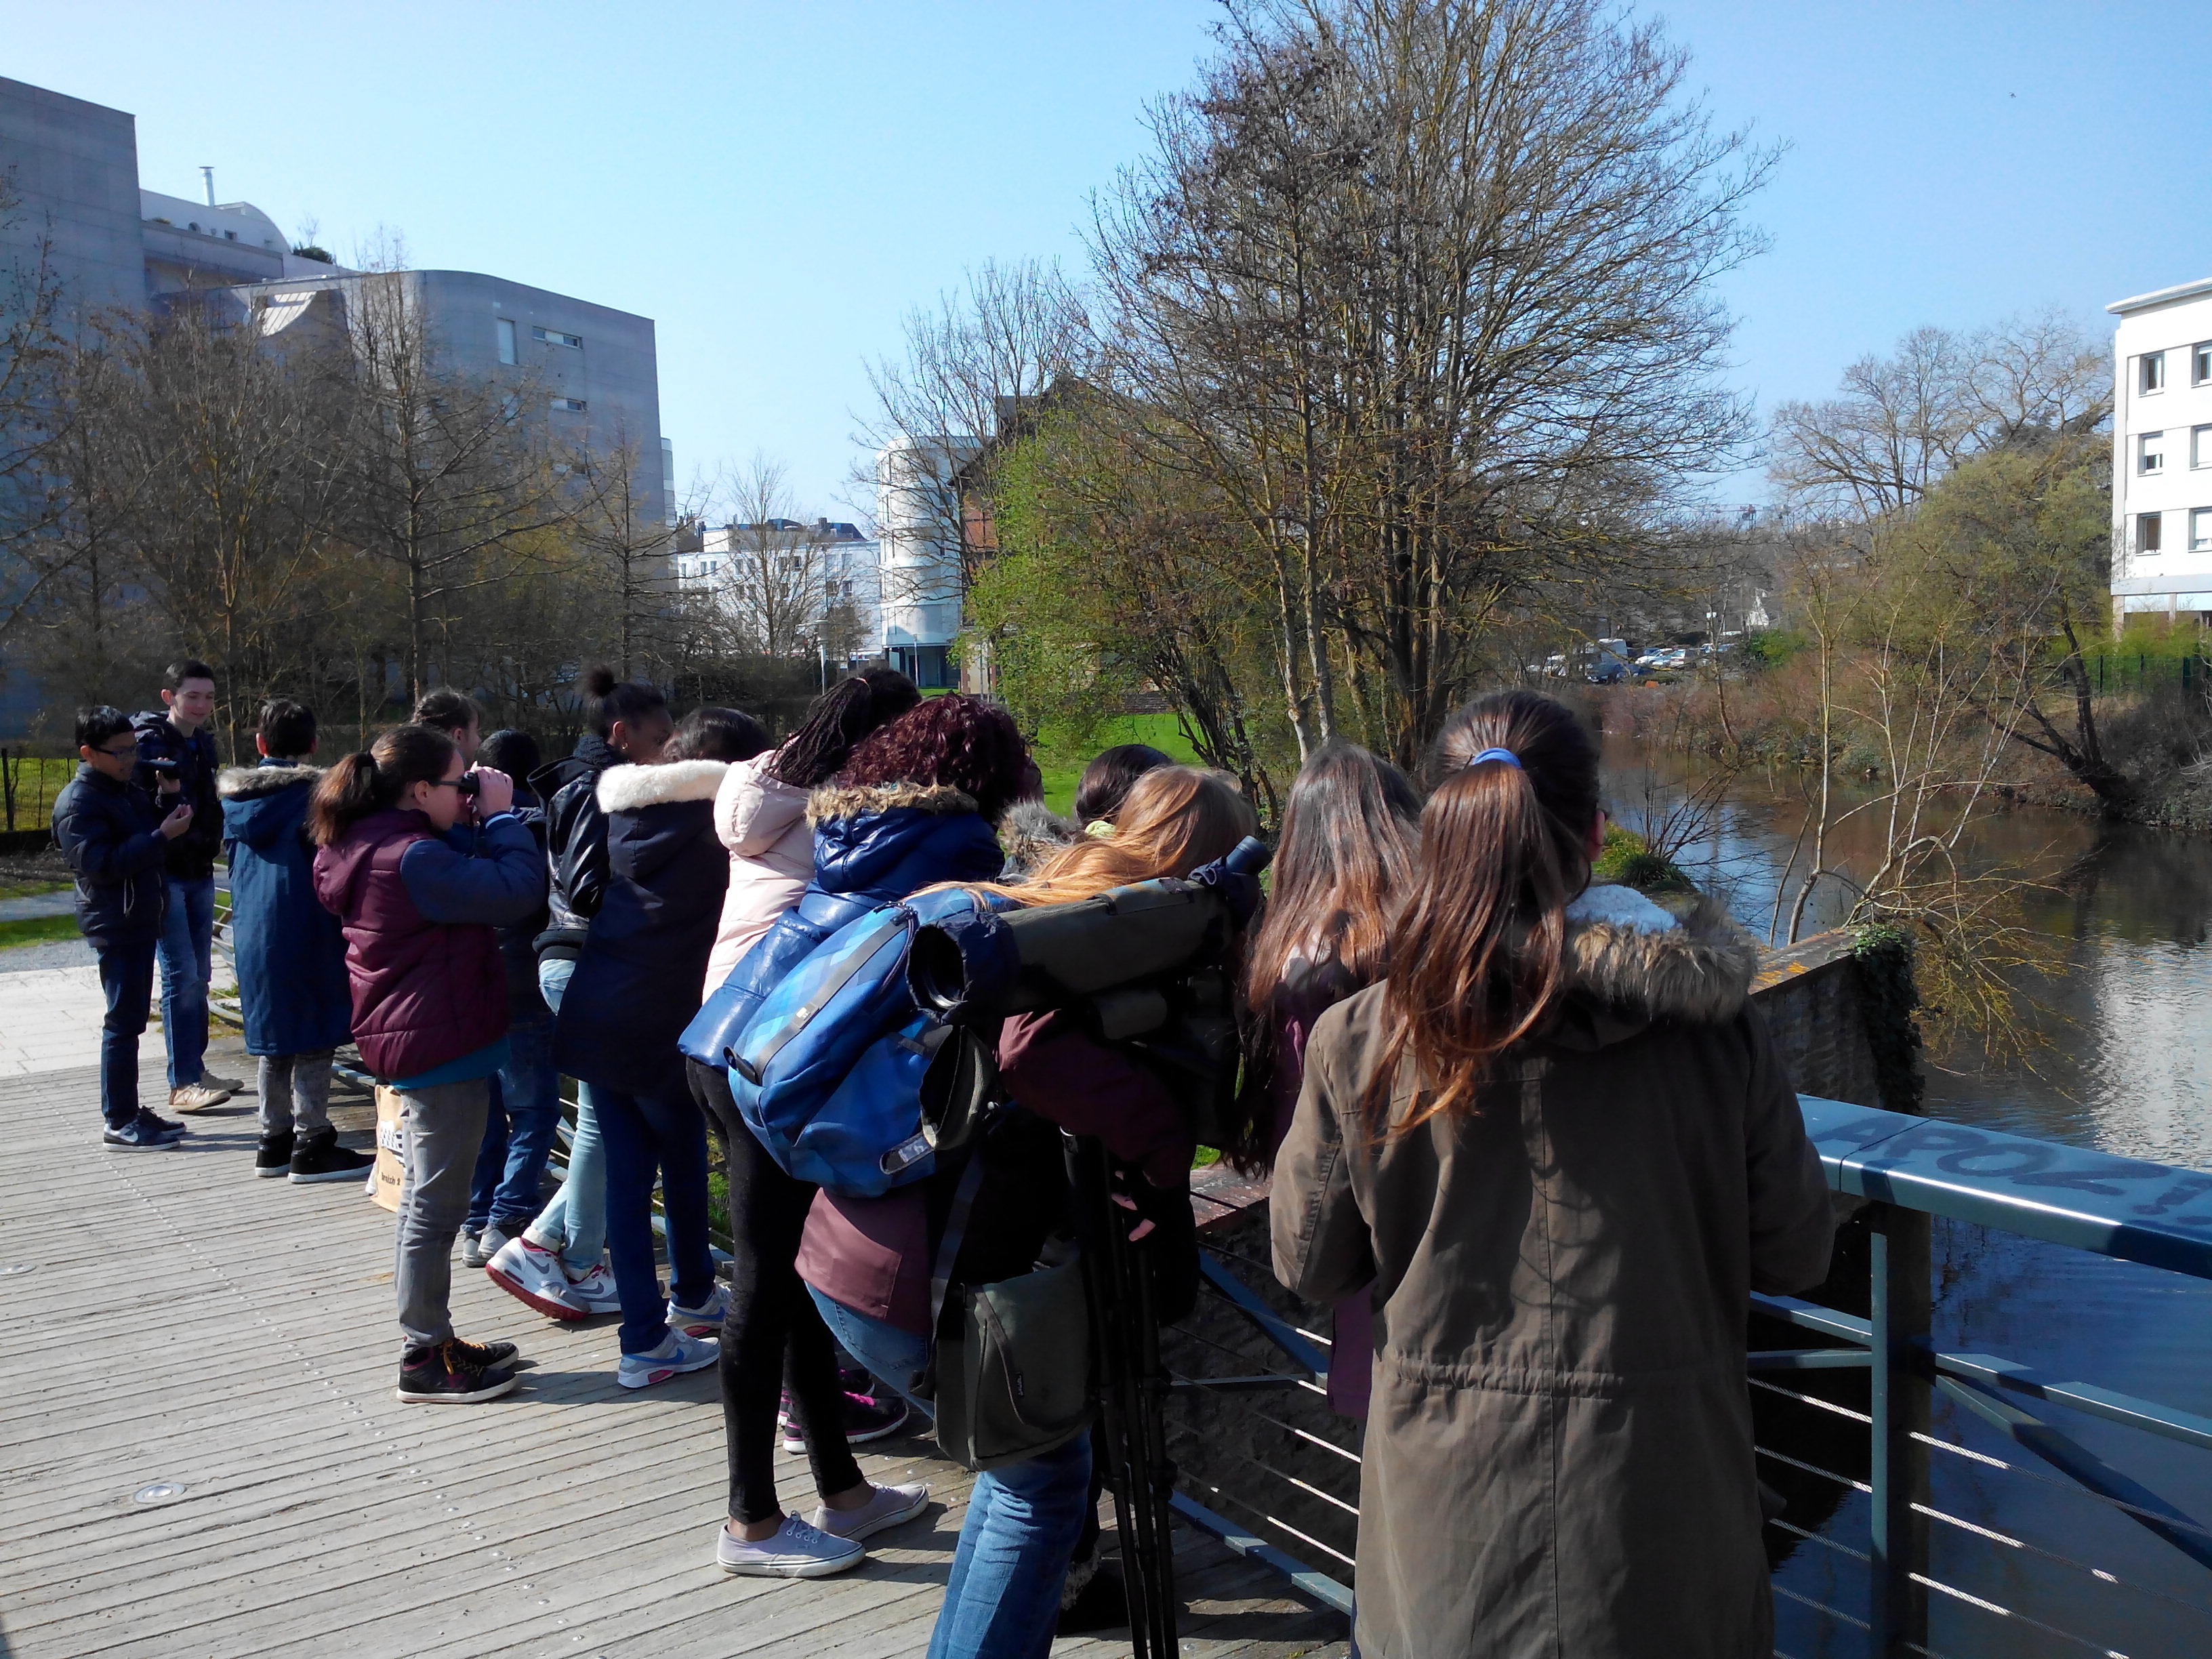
[1,1050,1346,1658]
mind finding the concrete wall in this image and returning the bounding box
[0,75,144,315]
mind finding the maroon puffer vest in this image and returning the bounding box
[312,808,507,1082]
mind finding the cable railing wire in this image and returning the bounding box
[1913,1502,2212,1626]
[1910,1570,2135,1658]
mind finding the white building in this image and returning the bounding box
[676,519,882,664]
[876,436,979,689]
[2108,278,2212,626]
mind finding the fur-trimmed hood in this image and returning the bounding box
[1559,883,1759,1035]
[806,781,978,824]
[999,797,1081,880]
[597,759,727,814]
[218,762,322,800]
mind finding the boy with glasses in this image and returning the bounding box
[52,706,197,1149]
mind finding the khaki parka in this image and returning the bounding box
[1272,886,1834,1659]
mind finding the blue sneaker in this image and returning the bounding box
[103,1118,180,1151]
[666,1281,732,1338]
[617,1329,719,1390]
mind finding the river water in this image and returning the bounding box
[1602,756,2212,1658]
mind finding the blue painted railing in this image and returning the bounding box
[1179,1097,2212,1658]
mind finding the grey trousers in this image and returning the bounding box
[258,1050,335,1137]
[394,1078,492,1350]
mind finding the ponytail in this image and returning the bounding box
[308,724,458,846]
[768,666,920,788]
[581,665,668,740]
[1362,691,1599,1129]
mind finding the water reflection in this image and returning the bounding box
[1603,754,2212,1656]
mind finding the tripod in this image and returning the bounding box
[1065,1132,1181,1659]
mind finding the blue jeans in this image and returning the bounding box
[157,874,213,1088]
[467,1003,562,1233]
[598,1083,716,1354]
[810,1289,1092,1659]
[524,956,607,1272]
[95,935,157,1129]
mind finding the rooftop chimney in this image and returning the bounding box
[200,167,216,207]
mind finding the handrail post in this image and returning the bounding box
[1867,1201,1931,1656]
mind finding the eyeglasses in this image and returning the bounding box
[97,743,137,758]
[426,775,480,796]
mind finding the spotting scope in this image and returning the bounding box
[907,836,1271,1023]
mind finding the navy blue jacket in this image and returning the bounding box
[52,765,169,945]
[699,781,1006,1062]
[131,712,223,881]
[220,761,354,1057]
[531,733,622,960]
[554,761,732,1098]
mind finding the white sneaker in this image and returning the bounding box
[485,1237,588,1322]
[617,1330,718,1390]
[199,1070,247,1094]
[811,1480,930,1542]
[168,1082,232,1113]
[461,1223,511,1270]
[563,1258,623,1314]
[715,1515,865,1578]
[667,1280,731,1338]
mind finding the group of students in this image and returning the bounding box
[56,660,1835,1658]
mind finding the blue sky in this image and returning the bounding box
[8,1,2210,515]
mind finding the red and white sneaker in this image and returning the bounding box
[618,1330,719,1390]
[485,1236,588,1321]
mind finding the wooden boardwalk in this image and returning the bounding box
[0,1057,1350,1659]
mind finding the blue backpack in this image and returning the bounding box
[721,885,1010,1197]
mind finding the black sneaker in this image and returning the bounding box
[1057,1557,1128,1635]
[137,1110,188,1143]
[450,1334,520,1369]
[102,1118,180,1151]
[289,1127,374,1185]
[255,1130,295,1177]
[396,1339,520,1404]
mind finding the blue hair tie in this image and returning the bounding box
[1469,747,1521,769]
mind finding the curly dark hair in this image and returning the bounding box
[838,693,1033,821]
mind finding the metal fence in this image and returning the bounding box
[1170,1096,2212,1658]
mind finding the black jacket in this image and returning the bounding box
[554,759,729,1097]
[52,765,170,944]
[130,712,222,881]
[530,733,622,961]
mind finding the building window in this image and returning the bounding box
[2195,344,2212,385]
[2143,352,2167,394]
[550,396,587,413]
[2194,426,2212,469]
[497,319,517,365]
[2140,432,2167,474]
[2140,512,2164,554]
[2194,509,2212,552]
[533,326,583,349]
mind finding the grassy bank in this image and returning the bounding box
[1034,712,1202,818]
[0,913,81,949]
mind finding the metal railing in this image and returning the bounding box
[1170,1095,2212,1658]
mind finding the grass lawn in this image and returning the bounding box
[3,756,76,834]
[0,913,82,949]
[1034,712,1202,818]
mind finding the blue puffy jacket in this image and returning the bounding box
[220,760,353,1056]
[683,781,1005,1070]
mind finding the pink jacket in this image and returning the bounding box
[701,750,813,1000]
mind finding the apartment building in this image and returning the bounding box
[2108,278,2212,626]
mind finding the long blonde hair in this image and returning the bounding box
[971,766,1256,908]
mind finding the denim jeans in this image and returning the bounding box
[808,1289,1092,1659]
[467,1004,562,1233]
[157,874,213,1088]
[94,935,157,1130]
[523,956,607,1273]
[258,1050,334,1136]
[598,1083,717,1354]
[394,1078,492,1349]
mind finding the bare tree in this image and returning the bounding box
[1767,310,2109,517]
[0,169,75,644]
[705,454,836,660]
[1086,0,1771,769]
[569,429,678,679]
[341,266,578,697]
